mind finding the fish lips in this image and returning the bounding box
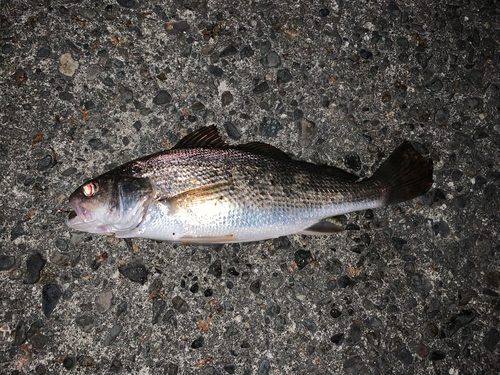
[66,205,112,234]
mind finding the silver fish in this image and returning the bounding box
[66,126,433,243]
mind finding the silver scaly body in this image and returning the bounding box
[125,148,385,243]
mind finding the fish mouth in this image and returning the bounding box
[66,203,85,228]
[66,208,89,229]
[65,206,112,234]
[68,211,77,220]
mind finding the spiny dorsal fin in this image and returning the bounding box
[172,125,228,149]
[234,142,291,159]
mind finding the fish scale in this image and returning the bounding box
[66,126,433,243]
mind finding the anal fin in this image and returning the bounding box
[300,221,345,235]
[180,234,238,244]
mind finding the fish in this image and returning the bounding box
[66,125,433,244]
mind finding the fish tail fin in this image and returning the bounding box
[369,142,433,205]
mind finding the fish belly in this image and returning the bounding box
[123,194,384,243]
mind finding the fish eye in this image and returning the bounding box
[82,181,99,197]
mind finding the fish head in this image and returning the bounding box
[67,171,155,236]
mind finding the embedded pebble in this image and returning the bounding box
[13,321,28,346]
[298,119,316,147]
[350,323,361,343]
[25,252,46,284]
[483,328,500,352]
[277,68,293,84]
[0,255,15,271]
[37,46,50,58]
[75,315,95,332]
[274,315,286,332]
[59,53,79,77]
[391,237,407,251]
[259,117,282,137]
[444,309,476,337]
[453,132,475,148]
[63,357,75,370]
[337,275,352,288]
[133,121,142,131]
[118,262,148,284]
[240,45,254,58]
[410,273,432,298]
[302,319,317,332]
[208,65,224,77]
[88,138,103,150]
[463,97,483,110]
[319,9,330,17]
[42,284,62,318]
[428,350,446,361]
[330,308,342,318]
[152,90,172,105]
[110,358,123,372]
[79,8,97,19]
[172,296,189,313]
[152,299,167,324]
[221,91,233,106]
[191,336,204,349]
[294,250,312,269]
[359,49,373,59]
[344,153,361,171]
[87,65,100,80]
[79,356,95,367]
[258,359,270,375]
[190,282,199,293]
[253,81,269,95]
[250,279,261,294]
[261,52,281,68]
[55,238,69,251]
[219,45,237,57]
[343,355,365,373]
[96,290,113,313]
[163,309,177,327]
[117,0,135,8]
[330,333,344,345]
[11,225,26,241]
[104,323,122,346]
[208,259,222,278]
[422,188,446,207]
[395,347,413,365]
[51,251,70,266]
[37,155,53,171]
[427,79,443,92]
[223,122,241,140]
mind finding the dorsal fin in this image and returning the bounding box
[234,142,291,159]
[172,125,228,149]
[302,162,360,182]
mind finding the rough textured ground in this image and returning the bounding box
[1,0,500,374]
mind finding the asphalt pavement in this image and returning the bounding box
[1,0,499,374]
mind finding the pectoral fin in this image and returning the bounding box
[300,221,345,235]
